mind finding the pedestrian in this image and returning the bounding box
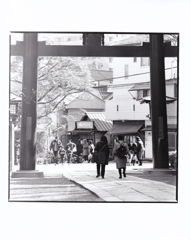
[76,139,83,161]
[113,135,131,179]
[135,136,145,166]
[49,136,62,165]
[82,139,89,161]
[128,138,137,166]
[66,139,76,164]
[94,135,109,179]
[88,140,95,163]
[59,146,66,164]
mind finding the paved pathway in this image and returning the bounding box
[10,162,177,202]
[9,175,103,202]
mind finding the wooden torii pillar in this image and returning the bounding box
[10,32,178,175]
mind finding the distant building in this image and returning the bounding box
[105,35,177,159]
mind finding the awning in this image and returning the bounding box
[141,126,152,131]
[109,124,143,135]
[138,96,176,104]
[82,112,113,132]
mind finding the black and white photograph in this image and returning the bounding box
[1,0,191,240]
[9,32,178,203]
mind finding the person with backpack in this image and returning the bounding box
[128,137,138,166]
[113,135,131,179]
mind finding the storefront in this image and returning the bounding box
[68,112,113,145]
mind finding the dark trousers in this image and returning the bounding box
[118,167,126,177]
[60,154,64,163]
[97,164,106,177]
[53,151,59,164]
[137,153,142,165]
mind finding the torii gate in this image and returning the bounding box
[10,32,178,174]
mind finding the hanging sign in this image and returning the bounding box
[76,121,94,129]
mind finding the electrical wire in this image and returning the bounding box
[89,66,177,83]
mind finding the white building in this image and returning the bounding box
[105,36,177,159]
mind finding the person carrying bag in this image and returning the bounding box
[94,135,109,179]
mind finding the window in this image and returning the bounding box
[117,105,119,111]
[137,90,150,99]
[10,104,17,114]
[168,132,177,151]
[109,58,113,63]
[124,64,129,79]
[133,57,137,62]
[143,89,150,97]
[141,57,150,66]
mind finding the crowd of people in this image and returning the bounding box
[49,136,95,165]
[49,134,145,179]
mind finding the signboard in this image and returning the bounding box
[76,121,94,129]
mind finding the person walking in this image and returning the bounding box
[135,136,145,166]
[128,138,137,166]
[66,139,76,164]
[113,135,131,179]
[59,146,66,164]
[82,139,89,162]
[49,136,62,165]
[88,140,95,163]
[76,139,83,161]
[94,135,109,179]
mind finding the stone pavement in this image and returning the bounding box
[10,161,177,202]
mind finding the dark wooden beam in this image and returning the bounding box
[11,41,177,58]
[150,34,169,168]
[19,33,38,170]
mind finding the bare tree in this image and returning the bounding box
[10,56,95,122]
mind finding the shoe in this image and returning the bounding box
[119,176,122,179]
[96,175,100,178]
[139,164,142,166]
[102,176,104,179]
[123,173,126,178]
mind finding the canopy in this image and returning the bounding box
[109,123,143,135]
[138,96,176,104]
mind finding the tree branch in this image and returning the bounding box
[37,85,59,102]
[11,79,22,84]
[38,94,61,104]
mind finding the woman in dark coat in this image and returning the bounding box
[113,135,130,178]
[94,135,109,179]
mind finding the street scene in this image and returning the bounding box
[9,32,178,202]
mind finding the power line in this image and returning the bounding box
[90,66,177,83]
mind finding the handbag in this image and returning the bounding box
[91,151,98,163]
[91,144,106,163]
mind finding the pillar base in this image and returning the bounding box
[11,170,44,178]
